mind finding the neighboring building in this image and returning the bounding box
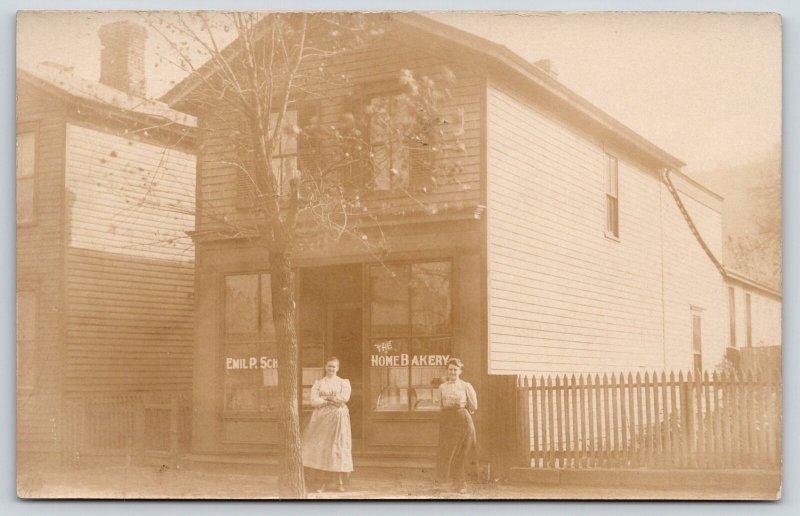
[724,269,782,371]
[161,14,777,470]
[16,21,196,464]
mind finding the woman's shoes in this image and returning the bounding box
[315,483,345,493]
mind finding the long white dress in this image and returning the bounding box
[301,375,353,473]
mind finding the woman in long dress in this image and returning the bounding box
[435,357,478,493]
[302,356,353,492]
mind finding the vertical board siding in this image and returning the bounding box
[17,83,67,452]
[486,79,728,376]
[197,34,483,234]
[64,124,196,395]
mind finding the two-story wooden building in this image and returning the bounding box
[161,13,773,471]
[17,21,196,467]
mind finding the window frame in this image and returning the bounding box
[235,107,300,211]
[221,271,282,419]
[366,259,454,419]
[691,307,703,374]
[353,81,432,195]
[604,153,620,240]
[17,122,39,226]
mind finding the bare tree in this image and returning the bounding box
[146,12,463,498]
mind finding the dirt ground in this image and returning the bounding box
[16,463,779,501]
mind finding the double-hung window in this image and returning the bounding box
[367,94,412,191]
[605,154,619,238]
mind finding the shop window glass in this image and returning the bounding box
[411,262,451,336]
[223,273,282,414]
[370,339,410,412]
[369,261,452,413]
[370,265,409,336]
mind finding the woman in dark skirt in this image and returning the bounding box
[435,357,478,494]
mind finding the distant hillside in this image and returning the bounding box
[690,145,781,290]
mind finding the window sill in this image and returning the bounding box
[603,230,620,242]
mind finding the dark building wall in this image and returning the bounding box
[16,82,68,453]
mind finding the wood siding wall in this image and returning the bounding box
[486,78,727,376]
[196,34,483,234]
[17,83,67,452]
[64,123,196,395]
[728,284,781,349]
[660,179,728,372]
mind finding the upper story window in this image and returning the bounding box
[236,109,298,209]
[367,94,413,191]
[605,154,619,238]
[17,130,36,224]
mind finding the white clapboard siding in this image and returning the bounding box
[65,123,196,262]
[64,123,196,394]
[486,78,728,376]
[660,180,728,372]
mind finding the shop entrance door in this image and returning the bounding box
[327,304,363,442]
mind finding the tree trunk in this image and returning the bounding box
[270,248,306,499]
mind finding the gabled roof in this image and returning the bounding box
[161,12,684,170]
[18,61,197,129]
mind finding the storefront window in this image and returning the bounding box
[369,261,452,413]
[224,273,280,415]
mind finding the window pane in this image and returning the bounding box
[272,156,297,196]
[370,338,409,412]
[269,110,298,155]
[411,337,450,412]
[225,275,259,335]
[17,132,35,179]
[302,367,325,408]
[606,195,619,236]
[17,178,34,223]
[369,96,409,191]
[411,262,451,336]
[606,155,618,196]
[224,371,259,412]
[370,265,409,336]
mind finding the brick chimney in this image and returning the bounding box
[97,21,147,97]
